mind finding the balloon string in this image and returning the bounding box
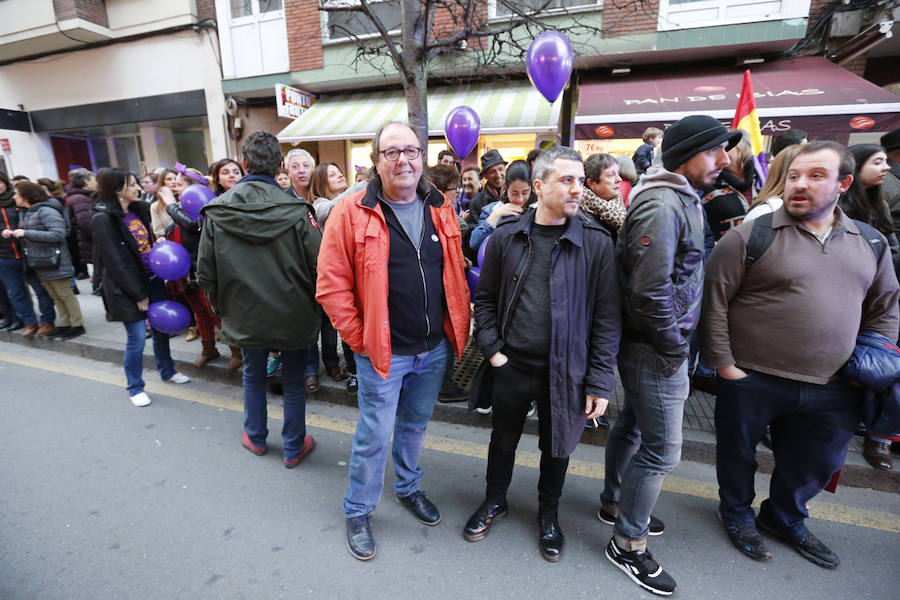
[175,162,209,186]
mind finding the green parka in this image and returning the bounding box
[197,178,321,349]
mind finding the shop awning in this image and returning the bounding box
[575,57,900,139]
[276,82,562,142]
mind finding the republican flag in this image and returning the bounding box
[732,69,767,184]
[732,70,764,155]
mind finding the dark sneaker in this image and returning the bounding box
[346,374,358,394]
[597,506,665,536]
[605,538,676,596]
[398,490,440,525]
[438,380,468,403]
[463,500,508,542]
[719,511,772,561]
[538,513,564,562]
[756,512,840,568]
[59,325,85,340]
[346,514,375,560]
[284,435,315,468]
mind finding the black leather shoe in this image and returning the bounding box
[0,317,10,329]
[346,515,375,561]
[46,326,70,339]
[538,513,564,562]
[398,490,440,525]
[5,319,24,331]
[463,500,508,542]
[756,508,839,568]
[719,510,772,561]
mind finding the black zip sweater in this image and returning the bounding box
[367,179,446,356]
[0,191,22,260]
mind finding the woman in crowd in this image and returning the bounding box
[581,153,626,241]
[2,181,84,339]
[840,144,899,274]
[721,130,757,203]
[838,144,899,470]
[0,171,57,333]
[309,162,348,225]
[306,161,353,389]
[744,144,804,222]
[151,168,178,240]
[91,168,191,407]
[469,160,535,252]
[158,167,229,368]
[275,166,290,191]
[616,154,638,208]
[209,158,244,196]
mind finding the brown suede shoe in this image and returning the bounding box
[21,324,38,338]
[193,348,221,368]
[863,438,893,470]
[225,346,243,373]
[36,323,55,337]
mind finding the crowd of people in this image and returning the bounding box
[2,115,899,596]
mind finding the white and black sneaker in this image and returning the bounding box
[605,538,676,596]
[597,506,665,536]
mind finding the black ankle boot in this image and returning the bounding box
[538,512,564,562]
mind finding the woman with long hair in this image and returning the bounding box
[469,160,535,252]
[275,166,290,190]
[209,158,245,196]
[840,144,899,470]
[2,181,84,339]
[151,168,178,240]
[721,129,757,203]
[309,162,348,226]
[160,167,227,368]
[91,168,190,406]
[744,144,805,222]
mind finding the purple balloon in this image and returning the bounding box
[477,233,492,268]
[444,106,481,159]
[527,31,574,103]
[147,240,191,281]
[181,184,215,221]
[466,266,481,299]
[147,300,191,335]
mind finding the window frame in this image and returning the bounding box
[656,0,810,32]
[321,0,402,43]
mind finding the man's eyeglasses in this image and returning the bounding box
[380,147,422,161]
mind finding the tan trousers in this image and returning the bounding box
[41,278,84,327]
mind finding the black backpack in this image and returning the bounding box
[744,211,885,269]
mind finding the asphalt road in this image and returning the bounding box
[1,342,898,600]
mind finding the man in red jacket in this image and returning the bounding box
[317,121,470,561]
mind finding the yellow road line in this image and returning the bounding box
[3,349,898,533]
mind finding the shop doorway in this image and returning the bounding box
[50,136,93,181]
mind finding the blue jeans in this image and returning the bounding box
[715,371,859,537]
[601,341,689,542]
[122,278,176,395]
[0,257,55,325]
[242,346,309,459]
[343,338,448,517]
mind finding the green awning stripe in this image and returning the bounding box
[277,82,561,141]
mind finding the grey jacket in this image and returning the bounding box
[617,167,705,374]
[21,200,74,281]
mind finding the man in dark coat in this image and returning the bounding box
[65,168,96,275]
[198,131,321,470]
[463,146,621,563]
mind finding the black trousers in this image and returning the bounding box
[485,360,569,515]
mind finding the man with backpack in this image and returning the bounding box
[701,141,900,569]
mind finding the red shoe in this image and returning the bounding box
[284,435,315,468]
[241,431,268,456]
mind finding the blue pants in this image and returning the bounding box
[0,257,55,325]
[122,278,176,395]
[343,339,448,517]
[715,370,859,537]
[242,346,309,460]
[602,341,689,542]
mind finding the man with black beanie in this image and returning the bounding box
[602,115,740,595]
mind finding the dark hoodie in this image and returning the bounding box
[0,186,21,260]
[197,178,322,349]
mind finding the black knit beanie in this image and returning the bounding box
[661,115,743,171]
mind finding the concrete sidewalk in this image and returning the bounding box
[2,275,897,493]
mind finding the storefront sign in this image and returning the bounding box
[0,139,10,153]
[276,84,314,119]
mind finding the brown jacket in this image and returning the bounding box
[701,206,900,384]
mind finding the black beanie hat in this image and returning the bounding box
[881,128,900,153]
[661,115,743,171]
